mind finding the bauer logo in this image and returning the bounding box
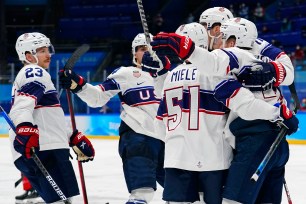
[183,36,190,49]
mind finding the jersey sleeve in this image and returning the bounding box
[153,73,168,99]
[10,66,50,125]
[214,78,279,121]
[76,67,126,107]
[257,39,294,85]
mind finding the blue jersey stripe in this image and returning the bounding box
[214,79,242,106]
[120,87,157,106]
[221,49,239,70]
[261,44,282,60]
[18,81,46,101]
[101,78,121,91]
[157,89,228,117]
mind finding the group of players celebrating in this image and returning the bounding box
[9,5,299,204]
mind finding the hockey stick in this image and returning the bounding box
[136,0,151,44]
[63,44,90,204]
[288,82,300,113]
[283,82,300,204]
[0,106,70,203]
[251,82,300,183]
[283,179,293,204]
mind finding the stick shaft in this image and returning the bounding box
[0,106,69,203]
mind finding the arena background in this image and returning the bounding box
[0,0,305,143]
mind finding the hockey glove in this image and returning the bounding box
[58,70,86,93]
[275,104,299,135]
[70,130,95,162]
[13,122,39,159]
[151,32,195,61]
[141,51,171,77]
[239,62,286,91]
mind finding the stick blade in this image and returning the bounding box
[63,44,90,71]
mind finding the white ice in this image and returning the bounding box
[0,138,305,203]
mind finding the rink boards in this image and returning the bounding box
[0,113,305,144]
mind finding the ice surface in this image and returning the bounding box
[0,138,305,203]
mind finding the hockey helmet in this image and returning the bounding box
[175,22,208,50]
[220,17,258,49]
[199,7,234,30]
[131,33,153,56]
[15,32,54,62]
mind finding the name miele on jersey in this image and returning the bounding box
[76,66,162,140]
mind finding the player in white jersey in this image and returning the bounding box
[141,22,298,203]
[216,17,296,204]
[199,7,234,50]
[9,32,95,203]
[149,18,299,204]
[58,33,167,204]
[143,22,231,204]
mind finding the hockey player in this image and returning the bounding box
[10,32,95,203]
[145,22,231,204]
[58,33,167,204]
[199,7,234,50]
[141,22,298,203]
[149,20,299,204]
[218,17,296,204]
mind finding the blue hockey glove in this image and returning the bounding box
[238,62,286,91]
[13,122,39,159]
[277,104,299,135]
[58,70,86,93]
[141,51,171,77]
[70,130,95,162]
[151,32,195,60]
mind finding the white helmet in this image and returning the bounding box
[131,33,153,56]
[175,22,208,50]
[15,32,54,62]
[199,7,234,30]
[131,33,153,66]
[220,17,258,49]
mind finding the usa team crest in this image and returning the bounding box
[133,70,141,78]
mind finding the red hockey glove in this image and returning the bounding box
[13,122,39,159]
[277,104,299,135]
[151,32,195,60]
[58,69,86,93]
[270,61,286,87]
[70,130,95,162]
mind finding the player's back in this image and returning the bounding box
[157,63,232,171]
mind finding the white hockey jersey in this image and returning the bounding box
[155,63,232,171]
[188,47,285,148]
[76,66,161,140]
[9,64,70,161]
[251,38,294,85]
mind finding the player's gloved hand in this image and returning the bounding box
[141,51,171,77]
[238,62,286,91]
[273,104,299,135]
[70,130,95,162]
[151,32,195,60]
[58,70,86,93]
[13,122,39,159]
